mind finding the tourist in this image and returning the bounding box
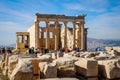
[29,47,34,54]
[73,47,76,51]
[97,47,101,53]
[34,48,38,57]
[65,47,68,53]
[28,48,32,54]
[6,48,12,56]
[2,47,5,54]
[59,48,63,53]
[44,48,47,54]
[44,48,49,54]
[31,47,34,54]
[69,47,72,52]
[37,48,41,53]
[76,47,80,52]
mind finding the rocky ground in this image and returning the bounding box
[0,46,120,80]
[0,70,9,80]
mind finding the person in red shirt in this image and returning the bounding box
[65,47,68,53]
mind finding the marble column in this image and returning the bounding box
[41,29,44,48]
[27,35,30,48]
[55,21,58,50]
[81,21,85,50]
[45,21,49,49]
[22,35,24,43]
[72,21,76,48]
[35,21,39,48]
[64,21,68,48]
[84,28,88,51]
[41,29,43,39]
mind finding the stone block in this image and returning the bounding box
[75,58,98,77]
[39,62,57,79]
[98,59,120,79]
[53,57,75,77]
[37,54,52,62]
[8,55,18,77]
[51,53,57,59]
[10,58,33,80]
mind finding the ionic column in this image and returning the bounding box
[22,35,24,43]
[55,21,58,50]
[64,21,68,48]
[35,21,39,48]
[72,21,76,48]
[81,21,85,50]
[84,28,88,51]
[41,29,43,48]
[45,21,49,49]
[41,29,43,39]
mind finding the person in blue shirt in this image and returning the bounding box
[97,47,101,53]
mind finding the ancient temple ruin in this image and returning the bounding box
[16,13,87,51]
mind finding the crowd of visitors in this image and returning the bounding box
[0,46,102,56]
[0,47,12,55]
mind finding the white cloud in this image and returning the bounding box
[86,10,120,39]
[63,0,108,12]
[0,21,27,32]
[0,5,33,21]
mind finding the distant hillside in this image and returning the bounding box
[0,43,16,48]
[87,38,120,51]
[0,38,120,51]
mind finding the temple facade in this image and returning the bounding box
[16,13,88,51]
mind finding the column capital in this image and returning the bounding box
[55,21,59,25]
[45,20,49,24]
[80,21,85,24]
[72,21,76,23]
[63,21,68,24]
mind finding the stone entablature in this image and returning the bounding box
[36,13,86,21]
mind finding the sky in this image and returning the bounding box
[0,0,120,45]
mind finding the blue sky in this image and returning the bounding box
[0,0,120,45]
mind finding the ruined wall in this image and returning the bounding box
[27,23,35,48]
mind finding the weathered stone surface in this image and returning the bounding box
[39,62,57,78]
[80,52,99,58]
[2,54,9,76]
[10,58,33,80]
[2,66,8,76]
[37,54,52,62]
[0,55,4,70]
[63,53,72,58]
[53,57,75,77]
[8,55,18,77]
[75,58,98,77]
[31,59,41,75]
[54,57,74,67]
[31,55,52,75]
[106,47,120,53]
[98,59,120,79]
[109,50,120,56]
[51,53,57,59]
